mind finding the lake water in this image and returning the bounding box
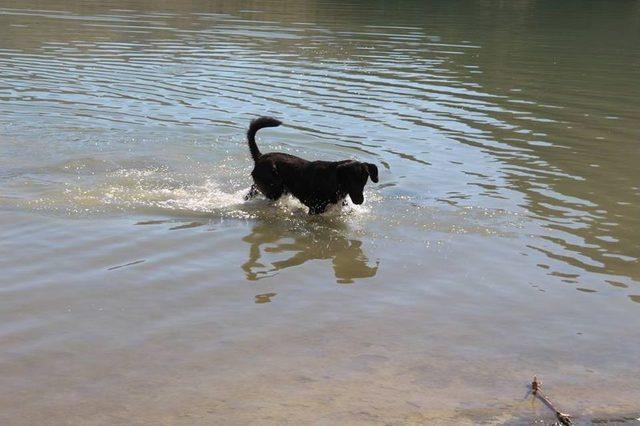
[1,0,639,424]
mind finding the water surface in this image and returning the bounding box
[1,0,639,424]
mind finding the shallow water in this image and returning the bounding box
[1,0,639,424]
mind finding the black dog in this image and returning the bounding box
[245,117,378,214]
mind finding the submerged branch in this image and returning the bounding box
[531,376,572,425]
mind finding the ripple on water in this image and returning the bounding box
[1,2,640,425]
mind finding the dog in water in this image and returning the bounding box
[244,117,378,214]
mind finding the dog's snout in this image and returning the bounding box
[351,194,364,205]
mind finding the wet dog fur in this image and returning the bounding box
[244,117,378,214]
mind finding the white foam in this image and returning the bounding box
[18,164,378,226]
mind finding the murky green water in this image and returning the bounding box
[1,1,639,424]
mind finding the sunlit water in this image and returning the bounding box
[1,1,639,424]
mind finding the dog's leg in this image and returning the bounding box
[244,184,260,201]
[309,202,328,215]
[252,164,284,201]
[264,186,284,201]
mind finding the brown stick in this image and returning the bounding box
[531,376,572,425]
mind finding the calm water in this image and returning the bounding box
[1,0,639,424]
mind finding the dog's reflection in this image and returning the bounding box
[241,222,379,284]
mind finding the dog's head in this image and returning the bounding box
[337,161,379,205]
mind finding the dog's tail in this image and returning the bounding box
[247,116,282,161]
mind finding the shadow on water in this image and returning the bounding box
[241,220,379,284]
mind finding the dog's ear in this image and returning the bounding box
[365,163,379,183]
